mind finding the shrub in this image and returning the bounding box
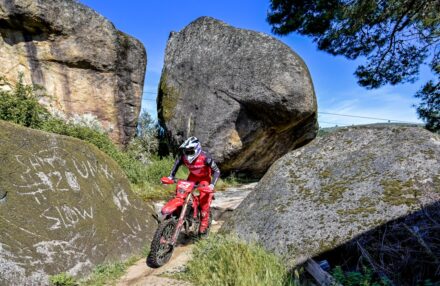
[331,266,391,286]
[49,272,77,286]
[0,74,49,128]
[38,117,149,185]
[131,156,189,201]
[180,234,296,286]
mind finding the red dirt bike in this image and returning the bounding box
[147,177,213,268]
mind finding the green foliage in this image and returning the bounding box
[0,74,49,128]
[331,266,391,286]
[131,155,189,201]
[267,0,439,129]
[179,234,296,286]
[126,110,160,164]
[415,80,439,132]
[137,109,159,153]
[49,272,77,286]
[38,117,149,185]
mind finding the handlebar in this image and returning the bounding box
[160,177,213,193]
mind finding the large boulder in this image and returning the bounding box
[158,16,317,176]
[222,125,440,274]
[0,121,156,285]
[0,0,146,145]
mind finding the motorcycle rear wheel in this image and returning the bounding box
[147,218,176,268]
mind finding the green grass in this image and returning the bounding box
[177,234,297,286]
[215,173,258,191]
[131,155,189,201]
[79,256,140,286]
[50,247,150,286]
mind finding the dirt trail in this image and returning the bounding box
[115,183,256,286]
[116,223,222,286]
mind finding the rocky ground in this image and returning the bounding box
[116,183,256,286]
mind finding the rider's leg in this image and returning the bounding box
[198,183,213,234]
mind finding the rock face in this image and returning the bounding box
[0,0,146,145]
[222,125,440,268]
[158,16,317,176]
[0,121,156,285]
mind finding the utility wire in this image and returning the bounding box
[318,111,420,124]
[140,96,422,125]
[319,120,352,126]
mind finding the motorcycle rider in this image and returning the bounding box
[168,136,220,236]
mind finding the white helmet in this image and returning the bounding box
[179,136,202,163]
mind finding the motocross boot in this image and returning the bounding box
[198,209,210,238]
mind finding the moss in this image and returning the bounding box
[336,206,377,216]
[317,236,341,253]
[297,186,313,197]
[420,149,435,159]
[287,243,299,255]
[158,73,180,122]
[434,176,440,192]
[276,204,289,214]
[319,180,349,204]
[381,179,420,206]
[358,196,375,207]
[320,169,332,179]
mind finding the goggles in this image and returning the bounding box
[183,148,195,156]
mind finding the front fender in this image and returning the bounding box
[161,197,184,216]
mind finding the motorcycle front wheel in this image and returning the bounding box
[147,218,176,268]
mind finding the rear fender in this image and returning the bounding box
[161,197,184,216]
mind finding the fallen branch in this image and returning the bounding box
[305,259,342,286]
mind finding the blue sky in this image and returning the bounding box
[79,0,432,127]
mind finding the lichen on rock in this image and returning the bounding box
[221,125,440,273]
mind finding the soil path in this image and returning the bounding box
[115,183,257,286]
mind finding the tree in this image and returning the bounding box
[267,0,439,131]
[126,110,159,164]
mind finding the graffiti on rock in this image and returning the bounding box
[13,147,114,204]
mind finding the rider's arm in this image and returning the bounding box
[205,154,220,186]
[169,156,183,178]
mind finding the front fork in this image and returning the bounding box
[161,193,192,246]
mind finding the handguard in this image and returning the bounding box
[161,176,175,184]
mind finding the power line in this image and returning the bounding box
[318,111,420,124]
[138,98,421,125]
[319,120,352,126]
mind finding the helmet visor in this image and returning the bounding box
[183,148,195,156]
